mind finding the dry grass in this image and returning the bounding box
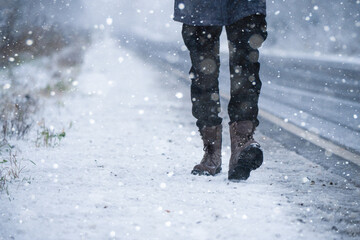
[0,142,25,195]
[0,93,38,140]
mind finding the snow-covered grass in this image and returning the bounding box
[0,45,84,139]
[35,123,66,148]
[0,41,87,194]
[0,37,359,239]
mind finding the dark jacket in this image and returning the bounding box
[173,0,266,26]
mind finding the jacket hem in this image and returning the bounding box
[173,10,266,26]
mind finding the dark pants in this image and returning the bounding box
[182,14,267,130]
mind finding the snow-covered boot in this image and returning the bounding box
[228,121,263,180]
[191,124,222,176]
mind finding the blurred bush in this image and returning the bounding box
[0,0,90,67]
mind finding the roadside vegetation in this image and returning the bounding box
[0,0,90,195]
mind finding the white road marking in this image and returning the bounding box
[258,108,360,166]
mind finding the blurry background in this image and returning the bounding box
[1,0,359,81]
[1,0,87,66]
[2,0,359,69]
[83,0,360,56]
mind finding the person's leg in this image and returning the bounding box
[182,24,223,130]
[226,14,267,127]
[182,24,223,176]
[225,14,267,180]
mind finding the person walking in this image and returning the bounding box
[173,0,268,180]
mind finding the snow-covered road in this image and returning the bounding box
[1,38,359,240]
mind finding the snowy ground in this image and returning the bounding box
[1,37,359,240]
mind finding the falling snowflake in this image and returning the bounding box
[106,17,113,25]
[175,92,183,99]
[26,39,34,46]
[3,83,11,90]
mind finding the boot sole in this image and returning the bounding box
[191,167,222,176]
[228,144,263,181]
